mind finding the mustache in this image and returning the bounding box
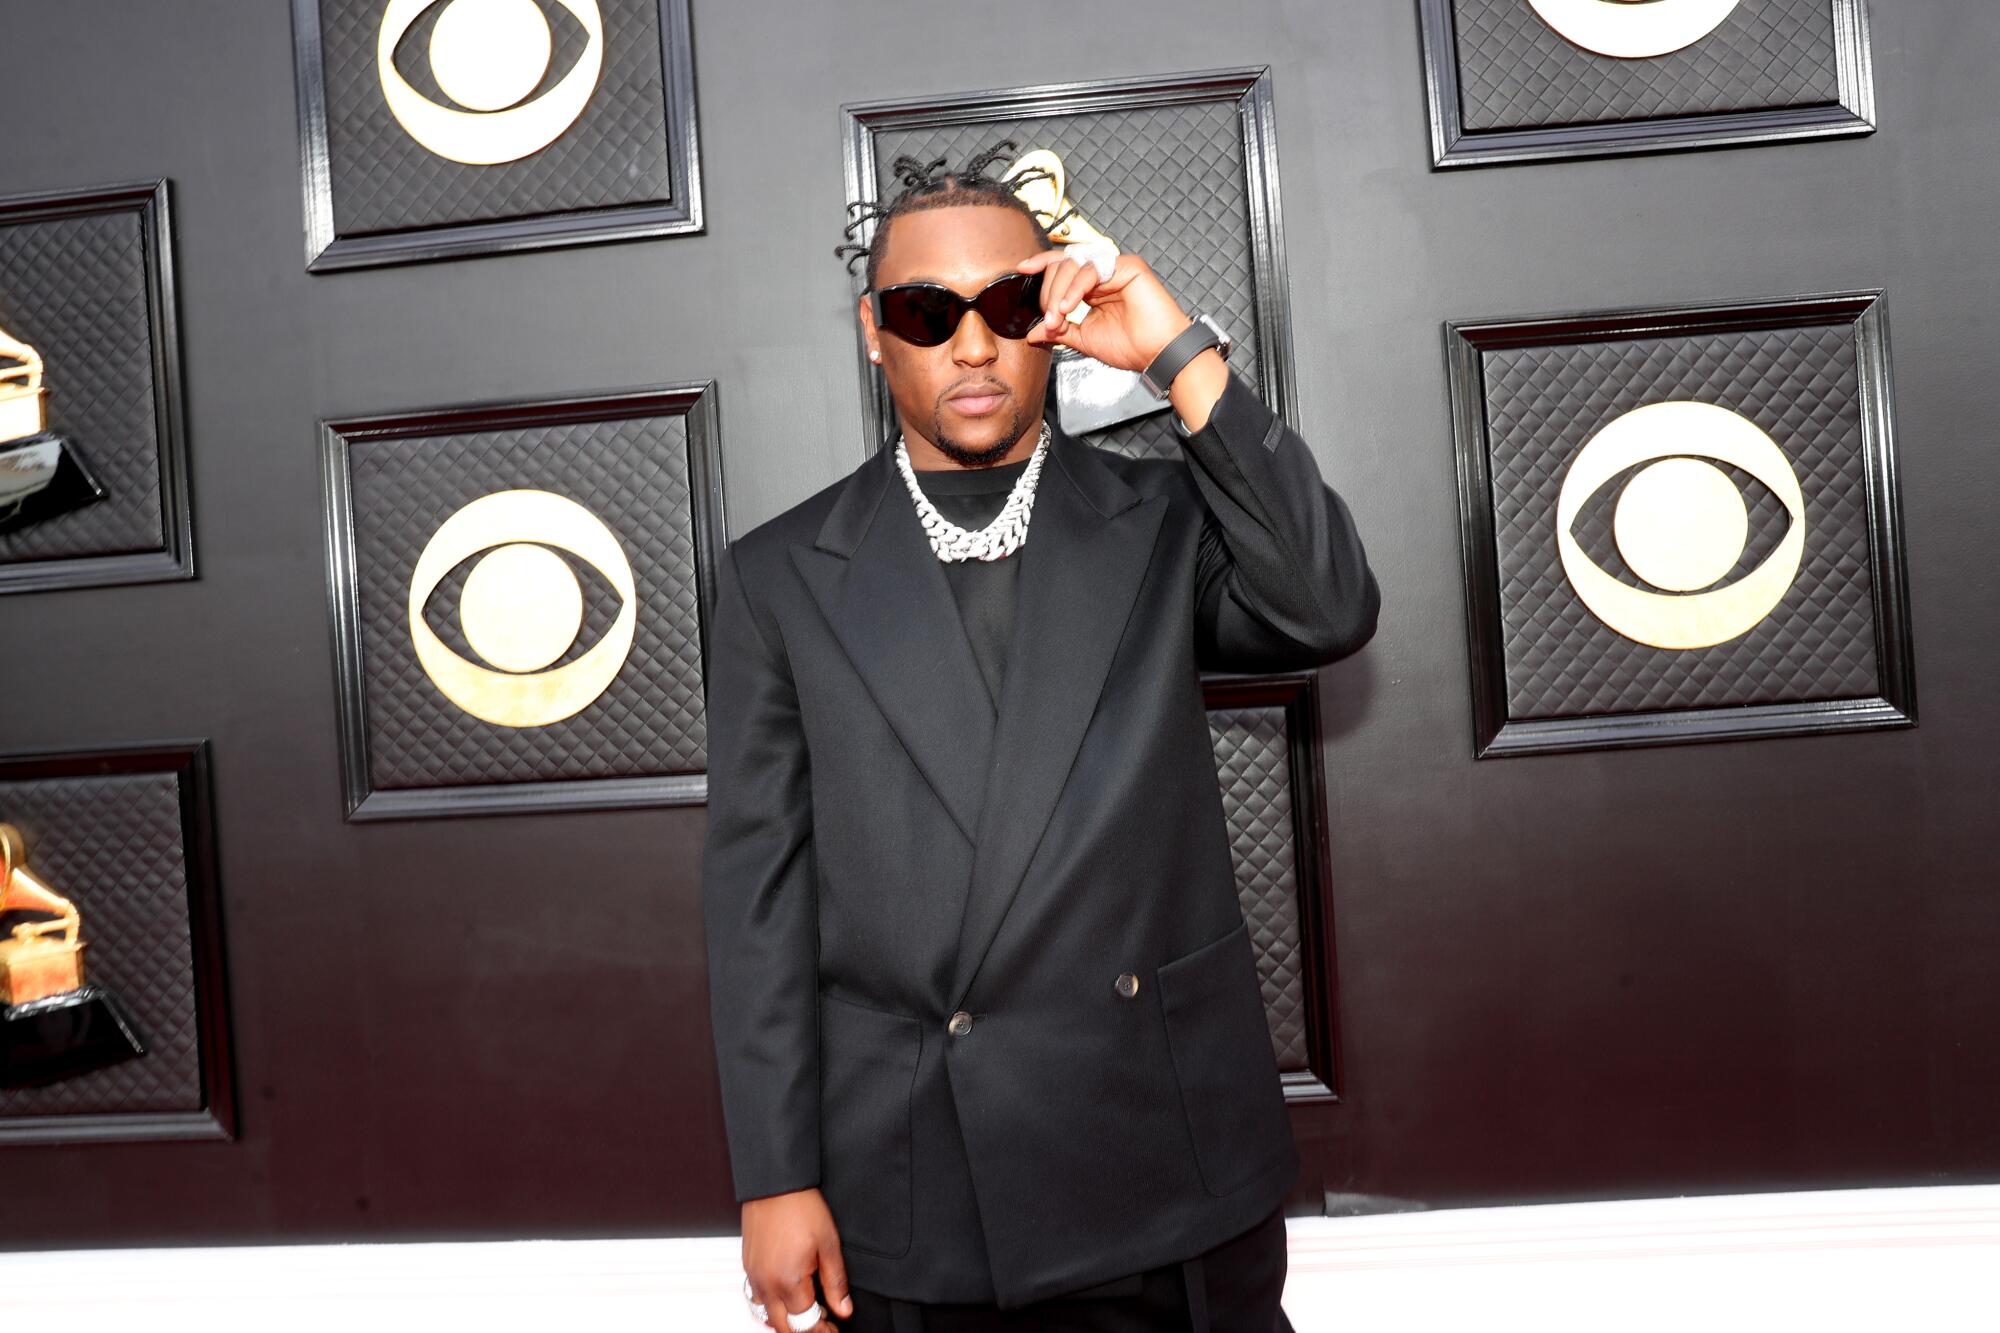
[940,378,1010,404]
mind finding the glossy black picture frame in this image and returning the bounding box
[0,739,236,1145]
[1203,672,1342,1104]
[1417,0,1876,168]
[0,179,193,596]
[839,65,1296,462]
[289,0,704,271]
[319,382,725,820]
[1444,289,1916,758]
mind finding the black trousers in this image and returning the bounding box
[842,1203,1295,1333]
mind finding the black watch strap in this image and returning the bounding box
[1140,314,1230,398]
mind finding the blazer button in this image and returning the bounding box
[948,1011,974,1037]
[1115,972,1140,999]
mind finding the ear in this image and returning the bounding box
[856,292,881,362]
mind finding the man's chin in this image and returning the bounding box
[930,412,1028,468]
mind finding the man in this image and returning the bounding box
[703,142,1381,1332]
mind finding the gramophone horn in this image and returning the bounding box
[0,821,146,1088]
[1002,147,1120,329]
[1003,148,1118,252]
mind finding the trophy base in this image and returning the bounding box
[0,431,108,535]
[1,984,146,1089]
[1054,348,1172,437]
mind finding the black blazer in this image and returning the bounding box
[702,367,1381,1309]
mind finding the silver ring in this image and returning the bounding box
[787,1302,824,1331]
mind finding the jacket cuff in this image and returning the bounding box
[1173,365,1273,447]
[733,1162,821,1205]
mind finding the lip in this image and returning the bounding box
[947,385,1009,417]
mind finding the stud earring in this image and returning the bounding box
[868,349,881,362]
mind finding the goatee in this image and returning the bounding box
[928,408,1030,469]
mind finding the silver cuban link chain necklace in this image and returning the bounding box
[894,420,1052,562]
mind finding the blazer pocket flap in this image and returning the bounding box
[1157,919,1294,1196]
[818,992,921,1257]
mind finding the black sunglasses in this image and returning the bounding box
[869,270,1047,347]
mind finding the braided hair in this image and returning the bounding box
[834,139,1078,291]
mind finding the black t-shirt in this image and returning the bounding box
[907,454,1032,712]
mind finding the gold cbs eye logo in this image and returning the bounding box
[377,0,606,165]
[1527,0,1740,58]
[407,489,636,727]
[1555,400,1806,651]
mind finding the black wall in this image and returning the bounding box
[1,0,1994,1246]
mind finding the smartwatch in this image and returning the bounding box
[1140,313,1232,399]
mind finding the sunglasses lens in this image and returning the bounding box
[976,271,1046,339]
[875,271,1047,346]
[877,286,960,347]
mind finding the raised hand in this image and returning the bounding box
[1014,247,1196,374]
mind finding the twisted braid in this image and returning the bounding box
[834,138,1079,290]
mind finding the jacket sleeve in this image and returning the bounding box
[1178,366,1382,673]
[700,538,822,1204]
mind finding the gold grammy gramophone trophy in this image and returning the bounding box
[1002,149,1174,437]
[0,822,145,1089]
[0,322,106,535]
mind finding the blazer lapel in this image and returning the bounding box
[946,428,1167,1011]
[790,421,1167,1012]
[791,443,997,845]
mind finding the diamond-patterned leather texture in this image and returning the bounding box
[1207,704,1309,1073]
[0,772,202,1117]
[1482,322,1880,719]
[316,0,674,236]
[0,208,165,563]
[1450,0,1842,132]
[867,98,1261,464]
[345,412,706,789]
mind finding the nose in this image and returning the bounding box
[949,308,998,367]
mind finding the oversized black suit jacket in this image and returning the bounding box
[701,366,1381,1309]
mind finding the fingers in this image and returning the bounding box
[818,1233,854,1321]
[1021,249,1108,318]
[1049,255,1105,326]
[1043,251,1136,338]
[747,1272,816,1331]
[777,1270,823,1331]
[1014,247,1073,274]
[1019,249,1151,351]
[1038,256,1081,320]
[746,1273,780,1331]
[745,1273,775,1330]
[1028,256,1095,341]
[1021,255,1080,346]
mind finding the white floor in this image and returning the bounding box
[5,1182,1996,1331]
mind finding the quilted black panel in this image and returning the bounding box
[0,208,164,562]
[1451,0,1842,132]
[1483,323,1880,719]
[317,0,673,236]
[867,99,1260,464]
[346,412,707,789]
[0,772,202,1117]
[1208,704,1309,1073]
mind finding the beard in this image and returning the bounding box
[926,404,1031,469]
